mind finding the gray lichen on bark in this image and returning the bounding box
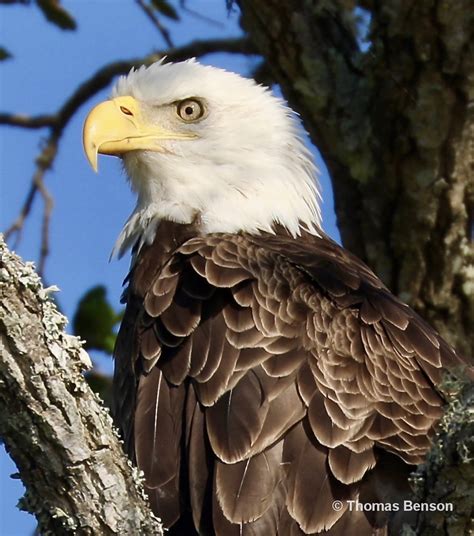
[402,379,474,536]
[0,236,162,535]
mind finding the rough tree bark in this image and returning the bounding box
[238,0,474,358]
[0,237,162,535]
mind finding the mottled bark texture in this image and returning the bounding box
[0,237,162,535]
[238,0,474,358]
[404,379,474,536]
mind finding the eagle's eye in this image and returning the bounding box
[177,99,204,122]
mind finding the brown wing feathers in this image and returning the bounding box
[133,367,186,526]
[113,225,467,535]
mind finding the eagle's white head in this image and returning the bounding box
[83,59,321,257]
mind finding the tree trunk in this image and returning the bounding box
[238,0,474,358]
[0,237,162,535]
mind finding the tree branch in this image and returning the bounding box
[4,134,58,277]
[136,0,174,48]
[0,236,163,535]
[0,113,56,129]
[180,3,225,28]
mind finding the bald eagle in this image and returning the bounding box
[83,60,468,535]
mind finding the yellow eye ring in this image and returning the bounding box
[177,99,205,122]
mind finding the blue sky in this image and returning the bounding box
[0,1,339,533]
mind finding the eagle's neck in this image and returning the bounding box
[112,134,322,259]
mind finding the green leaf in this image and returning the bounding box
[151,0,179,20]
[0,46,12,61]
[36,0,76,30]
[73,285,122,355]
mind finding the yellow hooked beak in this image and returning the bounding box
[83,96,196,171]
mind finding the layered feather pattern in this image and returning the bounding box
[113,222,469,535]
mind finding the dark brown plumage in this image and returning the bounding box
[113,221,469,535]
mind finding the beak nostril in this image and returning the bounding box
[120,106,133,116]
